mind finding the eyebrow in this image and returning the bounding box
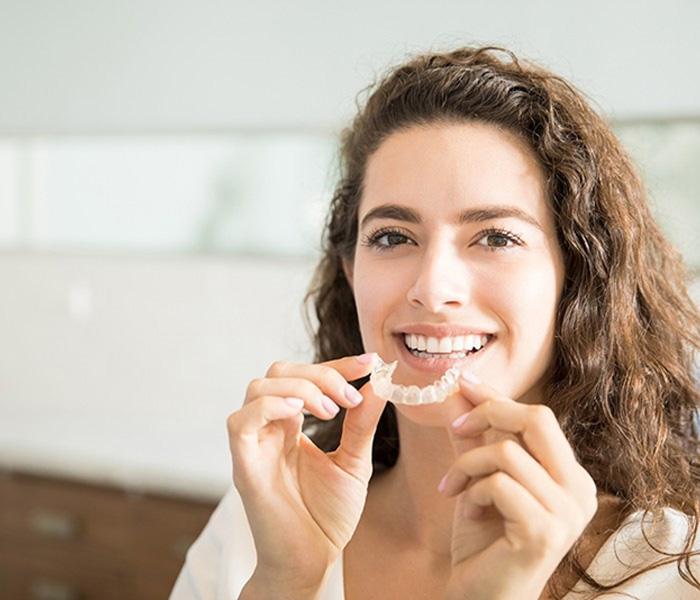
[359,203,544,232]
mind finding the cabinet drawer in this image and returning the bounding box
[0,548,126,600]
[0,470,217,600]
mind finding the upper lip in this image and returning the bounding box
[394,323,496,338]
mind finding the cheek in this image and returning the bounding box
[493,257,561,329]
[492,260,562,400]
[352,261,403,343]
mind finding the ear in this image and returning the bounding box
[341,258,354,289]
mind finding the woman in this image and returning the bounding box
[171,46,700,599]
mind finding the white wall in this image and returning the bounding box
[0,1,698,499]
[0,252,319,498]
[0,0,698,134]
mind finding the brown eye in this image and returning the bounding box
[475,228,523,252]
[360,227,414,252]
[486,234,509,247]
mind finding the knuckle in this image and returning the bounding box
[524,517,564,554]
[259,395,280,413]
[226,411,240,434]
[317,364,342,389]
[533,404,555,422]
[497,439,521,463]
[528,404,556,432]
[293,379,320,400]
[266,360,287,377]
[490,471,511,492]
[246,378,263,398]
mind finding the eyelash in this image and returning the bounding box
[359,226,524,253]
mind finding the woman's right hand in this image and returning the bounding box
[227,353,386,593]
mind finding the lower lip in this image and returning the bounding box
[395,334,494,374]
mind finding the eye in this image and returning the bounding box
[360,227,414,252]
[475,228,523,252]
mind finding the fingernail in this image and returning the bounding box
[356,352,375,365]
[460,370,480,385]
[321,395,340,416]
[345,384,364,405]
[451,412,471,429]
[438,474,448,494]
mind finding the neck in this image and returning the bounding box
[368,413,458,558]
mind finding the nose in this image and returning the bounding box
[406,239,470,312]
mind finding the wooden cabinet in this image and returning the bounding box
[0,470,217,599]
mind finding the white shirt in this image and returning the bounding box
[170,485,700,599]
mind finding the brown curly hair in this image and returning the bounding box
[300,45,700,598]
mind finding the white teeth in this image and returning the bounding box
[426,337,440,352]
[438,337,452,353]
[452,336,465,351]
[403,333,490,354]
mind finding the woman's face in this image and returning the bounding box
[343,121,565,427]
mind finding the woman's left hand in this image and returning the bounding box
[441,372,598,600]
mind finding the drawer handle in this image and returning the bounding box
[28,509,82,541]
[30,579,82,600]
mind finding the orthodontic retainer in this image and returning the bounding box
[369,355,461,405]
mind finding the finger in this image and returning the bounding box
[466,472,548,535]
[320,352,378,381]
[228,395,306,441]
[440,439,566,514]
[266,353,377,385]
[228,395,306,484]
[455,370,515,408]
[264,354,376,411]
[332,378,388,477]
[451,399,578,488]
[247,377,347,419]
[445,372,512,454]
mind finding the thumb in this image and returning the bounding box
[332,378,388,479]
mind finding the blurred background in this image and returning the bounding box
[0,1,698,598]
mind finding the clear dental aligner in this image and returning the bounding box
[369,355,461,405]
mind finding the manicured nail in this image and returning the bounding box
[460,370,480,385]
[345,384,364,405]
[321,395,340,416]
[438,474,449,494]
[451,412,471,429]
[356,352,375,365]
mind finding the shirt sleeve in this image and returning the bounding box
[169,486,258,600]
[565,507,700,599]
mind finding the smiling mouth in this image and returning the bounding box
[398,334,494,360]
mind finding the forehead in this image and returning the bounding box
[360,122,552,230]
